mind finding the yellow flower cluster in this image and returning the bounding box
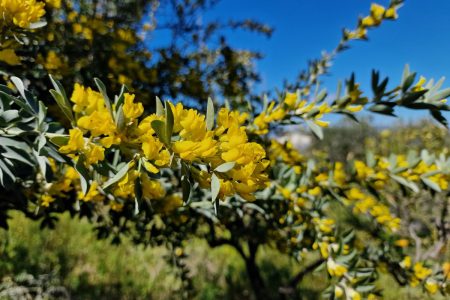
[254,92,332,134]
[268,140,304,174]
[38,161,81,207]
[346,3,399,40]
[59,84,270,205]
[346,187,400,231]
[400,256,440,294]
[181,106,269,201]
[0,0,45,29]
[355,155,450,191]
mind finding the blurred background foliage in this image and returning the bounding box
[0,0,273,122]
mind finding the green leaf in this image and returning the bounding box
[1,92,33,115]
[390,174,419,193]
[2,147,33,166]
[421,177,441,192]
[214,162,235,173]
[94,78,113,115]
[103,161,131,190]
[134,177,142,215]
[0,159,15,186]
[75,156,91,195]
[36,134,46,153]
[356,285,375,293]
[315,89,327,103]
[211,173,220,203]
[50,90,75,124]
[28,21,47,29]
[0,110,19,123]
[10,76,25,99]
[0,137,27,149]
[428,88,450,103]
[49,135,69,147]
[38,101,47,126]
[402,73,416,92]
[400,90,427,105]
[165,101,174,145]
[366,151,375,168]
[401,64,410,86]
[181,175,191,204]
[430,109,448,126]
[49,75,70,107]
[114,85,127,109]
[306,120,323,139]
[151,120,168,145]
[155,96,164,116]
[115,104,126,131]
[206,97,215,131]
[368,104,396,116]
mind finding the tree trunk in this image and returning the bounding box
[244,254,268,300]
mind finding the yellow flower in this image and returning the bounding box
[77,110,116,137]
[44,51,63,71]
[348,289,361,300]
[142,137,170,170]
[110,201,124,212]
[413,262,432,280]
[169,102,187,133]
[400,256,411,269]
[155,194,183,214]
[173,135,217,162]
[45,0,61,9]
[308,186,321,197]
[0,49,21,65]
[141,174,166,200]
[384,7,398,19]
[179,108,208,141]
[83,143,105,166]
[334,286,344,298]
[215,107,248,135]
[79,181,102,202]
[113,170,138,199]
[283,92,297,108]
[70,83,106,115]
[425,279,438,294]
[443,262,450,279]
[123,93,143,120]
[40,194,55,207]
[0,0,45,28]
[314,119,329,128]
[59,128,85,154]
[394,239,409,248]
[327,259,347,277]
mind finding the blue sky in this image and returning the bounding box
[204,0,450,124]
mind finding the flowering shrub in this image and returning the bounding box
[2,0,450,299]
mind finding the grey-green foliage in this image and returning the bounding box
[0,77,65,229]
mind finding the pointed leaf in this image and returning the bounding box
[103,162,130,190]
[214,162,235,173]
[155,96,164,116]
[211,173,220,203]
[206,97,215,131]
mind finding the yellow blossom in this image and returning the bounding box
[40,194,55,207]
[0,0,45,28]
[79,181,102,202]
[59,128,85,154]
[413,262,432,280]
[0,49,20,65]
[123,93,143,120]
[327,259,347,277]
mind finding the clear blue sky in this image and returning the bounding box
[204,0,450,124]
